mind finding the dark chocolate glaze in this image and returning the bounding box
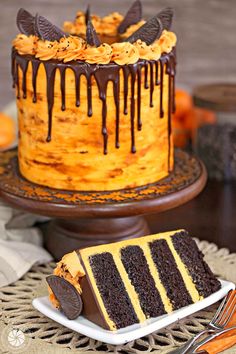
[11,49,176,157]
[59,66,66,111]
[32,60,40,103]
[159,58,164,118]
[43,62,57,142]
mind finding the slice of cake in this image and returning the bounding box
[47,230,221,330]
[12,2,176,191]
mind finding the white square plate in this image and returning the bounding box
[32,279,235,345]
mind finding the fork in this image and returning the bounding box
[187,324,236,353]
[170,290,236,354]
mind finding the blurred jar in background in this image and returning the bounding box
[193,84,236,181]
[172,84,236,181]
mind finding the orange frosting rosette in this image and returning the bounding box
[111,42,139,65]
[12,34,37,55]
[99,12,123,35]
[134,39,161,60]
[157,30,177,53]
[84,43,112,64]
[64,11,123,37]
[57,36,86,62]
[35,40,59,61]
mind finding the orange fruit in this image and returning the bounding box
[174,89,193,120]
[0,113,15,149]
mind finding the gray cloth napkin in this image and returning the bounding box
[0,201,52,287]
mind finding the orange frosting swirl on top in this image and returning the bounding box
[157,30,177,54]
[35,40,59,61]
[12,34,38,55]
[84,43,113,64]
[99,12,124,35]
[133,39,161,61]
[57,36,86,62]
[63,12,123,36]
[111,42,139,65]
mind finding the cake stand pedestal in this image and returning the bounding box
[0,150,207,259]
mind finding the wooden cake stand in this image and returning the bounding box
[0,149,207,259]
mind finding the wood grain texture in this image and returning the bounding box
[1,0,236,109]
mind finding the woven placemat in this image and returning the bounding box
[0,239,236,354]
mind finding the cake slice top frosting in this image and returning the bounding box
[12,1,177,65]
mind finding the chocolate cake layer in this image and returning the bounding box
[89,252,138,329]
[121,245,166,318]
[172,231,221,296]
[149,239,193,309]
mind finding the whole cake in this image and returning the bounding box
[12,1,177,191]
[47,230,221,330]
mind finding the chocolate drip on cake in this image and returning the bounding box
[172,231,221,297]
[155,61,159,85]
[144,62,149,89]
[71,67,81,107]
[149,239,193,310]
[149,61,154,107]
[121,245,166,318]
[159,58,164,118]
[32,61,40,103]
[89,252,138,329]
[11,49,176,157]
[137,66,142,130]
[19,57,29,99]
[122,66,129,115]
[59,66,66,111]
[43,62,57,142]
[130,65,138,153]
[94,66,121,153]
[86,74,93,117]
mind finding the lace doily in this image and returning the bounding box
[0,239,236,353]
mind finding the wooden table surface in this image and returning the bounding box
[1,0,236,252]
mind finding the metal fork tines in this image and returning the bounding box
[188,325,236,354]
[213,291,236,328]
[170,290,236,354]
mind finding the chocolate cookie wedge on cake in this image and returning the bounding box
[12,2,176,191]
[47,230,221,330]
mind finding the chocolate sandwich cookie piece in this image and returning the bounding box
[46,275,83,320]
[118,0,142,34]
[125,15,163,45]
[85,5,90,26]
[17,8,35,36]
[157,7,174,31]
[35,14,66,41]
[86,19,101,47]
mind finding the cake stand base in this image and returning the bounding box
[46,216,149,259]
[0,150,207,259]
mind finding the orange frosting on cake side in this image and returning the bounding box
[13,51,175,191]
